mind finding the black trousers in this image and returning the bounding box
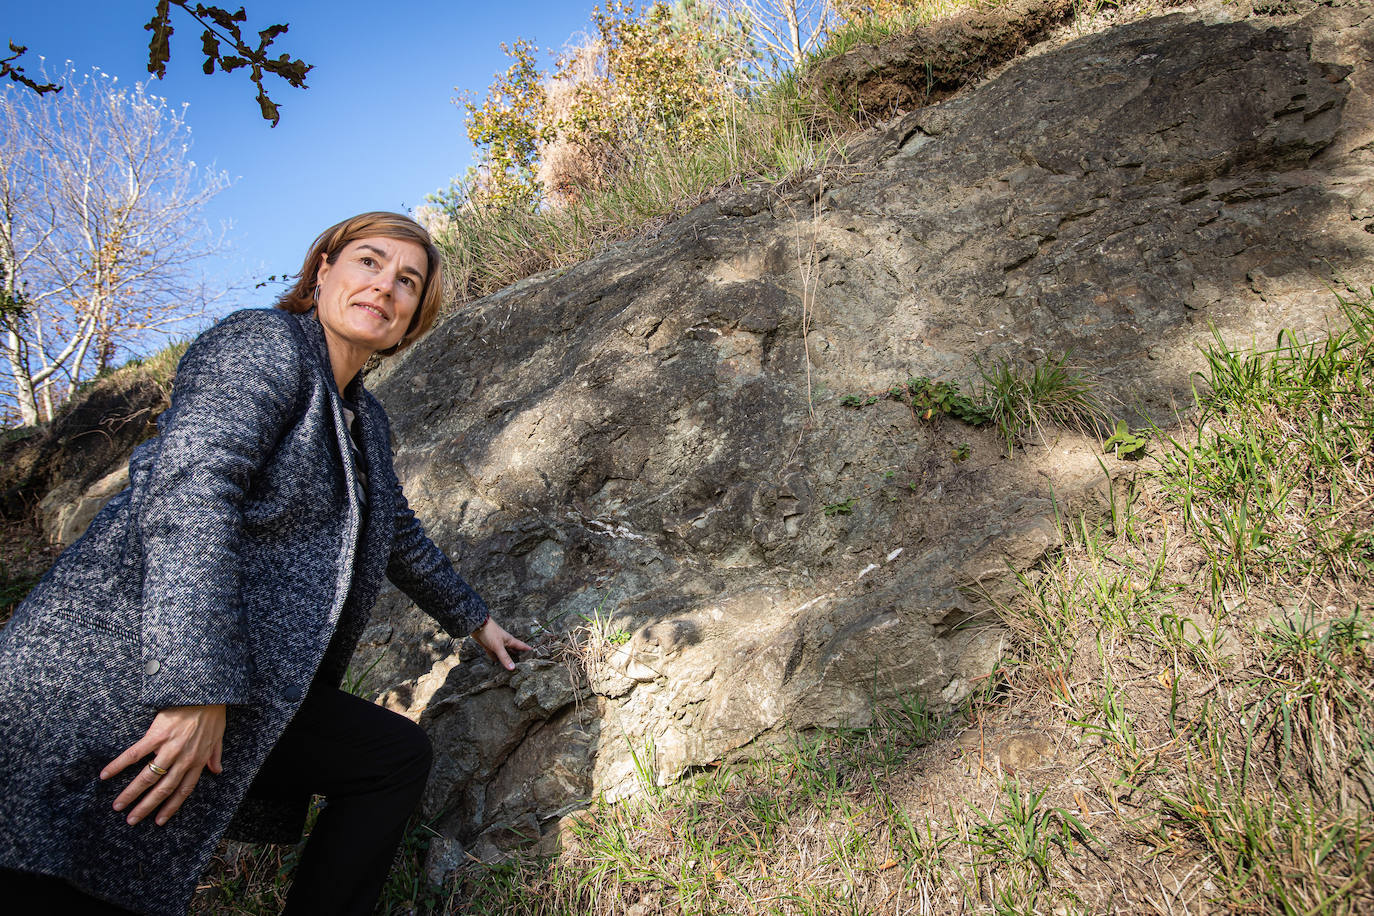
[1,687,432,916]
[250,686,433,915]
[0,868,140,914]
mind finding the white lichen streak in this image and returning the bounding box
[568,511,648,541]
[792,594,832,615]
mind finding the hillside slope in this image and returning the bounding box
[353,0,1374,869]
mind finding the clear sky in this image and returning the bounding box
[6,0,597,318]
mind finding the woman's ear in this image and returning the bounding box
[316,251,332,286]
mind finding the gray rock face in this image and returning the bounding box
[38,464,130,547]
[362,1,1374,866]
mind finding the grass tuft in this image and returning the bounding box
[978,353,1111,456]
[1157,293,1374,595]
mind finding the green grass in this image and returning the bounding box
[978,352,1111,456]
[450,699,953,916]
[866,358,1110,459]
[1157,293,1374,595]
[964,780,1099,914]
[1242,608,1374,800]
[341,646,389,698]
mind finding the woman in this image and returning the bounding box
[0,212,529,914]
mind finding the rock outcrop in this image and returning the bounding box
[807,0,1081,117]
[355,0,1374,868]
[0,368,166,527]
[6,0,1373,877]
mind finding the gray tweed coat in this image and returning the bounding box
[0,307,490,914]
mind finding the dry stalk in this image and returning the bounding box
[781,189,823,422]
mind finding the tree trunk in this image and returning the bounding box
[787,5,802,67]
[3,326,39,426]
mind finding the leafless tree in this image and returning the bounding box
[1,66,229,426]
[722,0,839,73]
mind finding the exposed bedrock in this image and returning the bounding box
[361,1,1374,867]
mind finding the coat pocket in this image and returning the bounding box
[49,606,141,646]
[10,613,148,770]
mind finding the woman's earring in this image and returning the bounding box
[313,283,320,303]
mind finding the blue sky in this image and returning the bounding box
[6,1,597,317]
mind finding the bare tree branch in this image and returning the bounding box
[719,0,837,73]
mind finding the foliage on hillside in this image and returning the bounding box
[423,0,1003,305]
[434,1,751,214]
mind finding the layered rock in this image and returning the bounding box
[358,0,1374,866]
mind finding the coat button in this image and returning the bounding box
[143,659,160,676]
[283,685,303,702]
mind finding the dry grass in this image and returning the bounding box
[433,95,838,307]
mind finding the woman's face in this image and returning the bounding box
[315,236,427,359]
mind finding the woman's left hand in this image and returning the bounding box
[100,704,226,827]
[472,617,532,671]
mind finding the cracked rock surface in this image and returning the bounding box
[358,0,1374,868]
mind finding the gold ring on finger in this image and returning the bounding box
[148,762,169,777]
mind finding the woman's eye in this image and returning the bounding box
[400,276,415,289]
[361,256,375,267]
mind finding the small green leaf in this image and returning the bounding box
[1103,420,1147,458]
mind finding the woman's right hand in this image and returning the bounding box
[100,704,226,827]
[472,617,532,671]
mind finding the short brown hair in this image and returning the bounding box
[276,211,446,356]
